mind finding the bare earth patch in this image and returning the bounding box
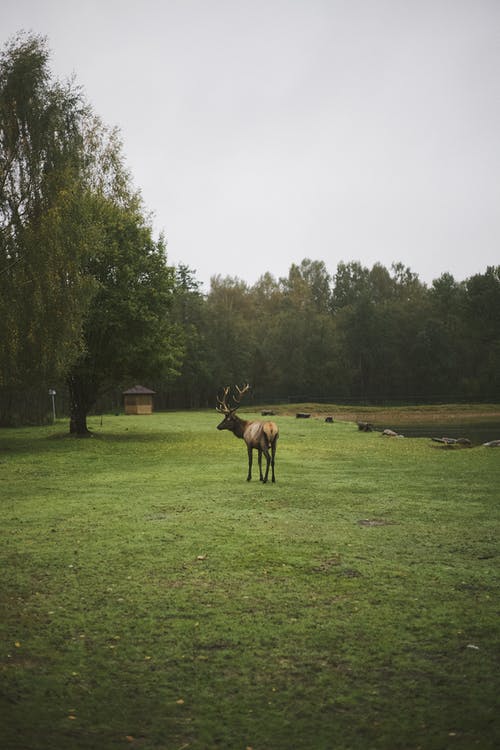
[258,403,500,426]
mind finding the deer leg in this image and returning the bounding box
[258,448,264,481]
[262,446,271,483]
[271,440,277,483]
[247,445,253,481]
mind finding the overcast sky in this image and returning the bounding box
[2,0,499,290]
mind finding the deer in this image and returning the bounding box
[216,384,279,483]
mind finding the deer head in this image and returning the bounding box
[216,384,250,431]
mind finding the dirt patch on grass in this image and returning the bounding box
[312,554,342,572]
[253,403,500,428]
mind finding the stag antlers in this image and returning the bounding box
[216,383,251,414]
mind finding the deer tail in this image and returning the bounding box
[263,423,279,450]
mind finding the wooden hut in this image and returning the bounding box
[123,385,156,415]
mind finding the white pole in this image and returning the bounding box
[49,389,56,422]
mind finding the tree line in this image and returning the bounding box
[164,259,500,410]
[1,34,499,432]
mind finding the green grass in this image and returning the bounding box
[1,410,499,750]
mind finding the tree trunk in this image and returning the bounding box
[67,374,92,436]
[69,405,90,436]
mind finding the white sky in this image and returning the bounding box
[2,0,499,290]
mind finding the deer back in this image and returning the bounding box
[244,420,279,449]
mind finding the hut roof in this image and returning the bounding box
[122,385,156,395]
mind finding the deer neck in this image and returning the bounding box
[231,415,248,439]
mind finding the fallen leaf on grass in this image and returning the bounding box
[176,698,185,705]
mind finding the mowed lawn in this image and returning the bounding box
[1,410,499,750]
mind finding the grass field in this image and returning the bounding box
[1,408,499,750]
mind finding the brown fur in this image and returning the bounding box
[217,413,279,483]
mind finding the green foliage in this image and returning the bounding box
[67,198,181,433]
[167,265,213,408]
[463,267,500,396]
[205,274,257,386]
[0,32,95,388]
[0,33,183,430]
[1,410,499,749]
[183,259,500,406]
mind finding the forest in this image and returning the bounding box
[1,33,499,430]
[163,259,500,409]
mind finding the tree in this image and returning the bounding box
[166,264,212,408]
[331,261,370,311]
[280,259,332,313]
[0,32,96,395]
[67,196,182,434]
[260,260,336,399]
[205,275,256,389]
[0,33,183,431]
[331,261,428,400]
[462,267,500,398]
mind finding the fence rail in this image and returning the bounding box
[1,382,498,427]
